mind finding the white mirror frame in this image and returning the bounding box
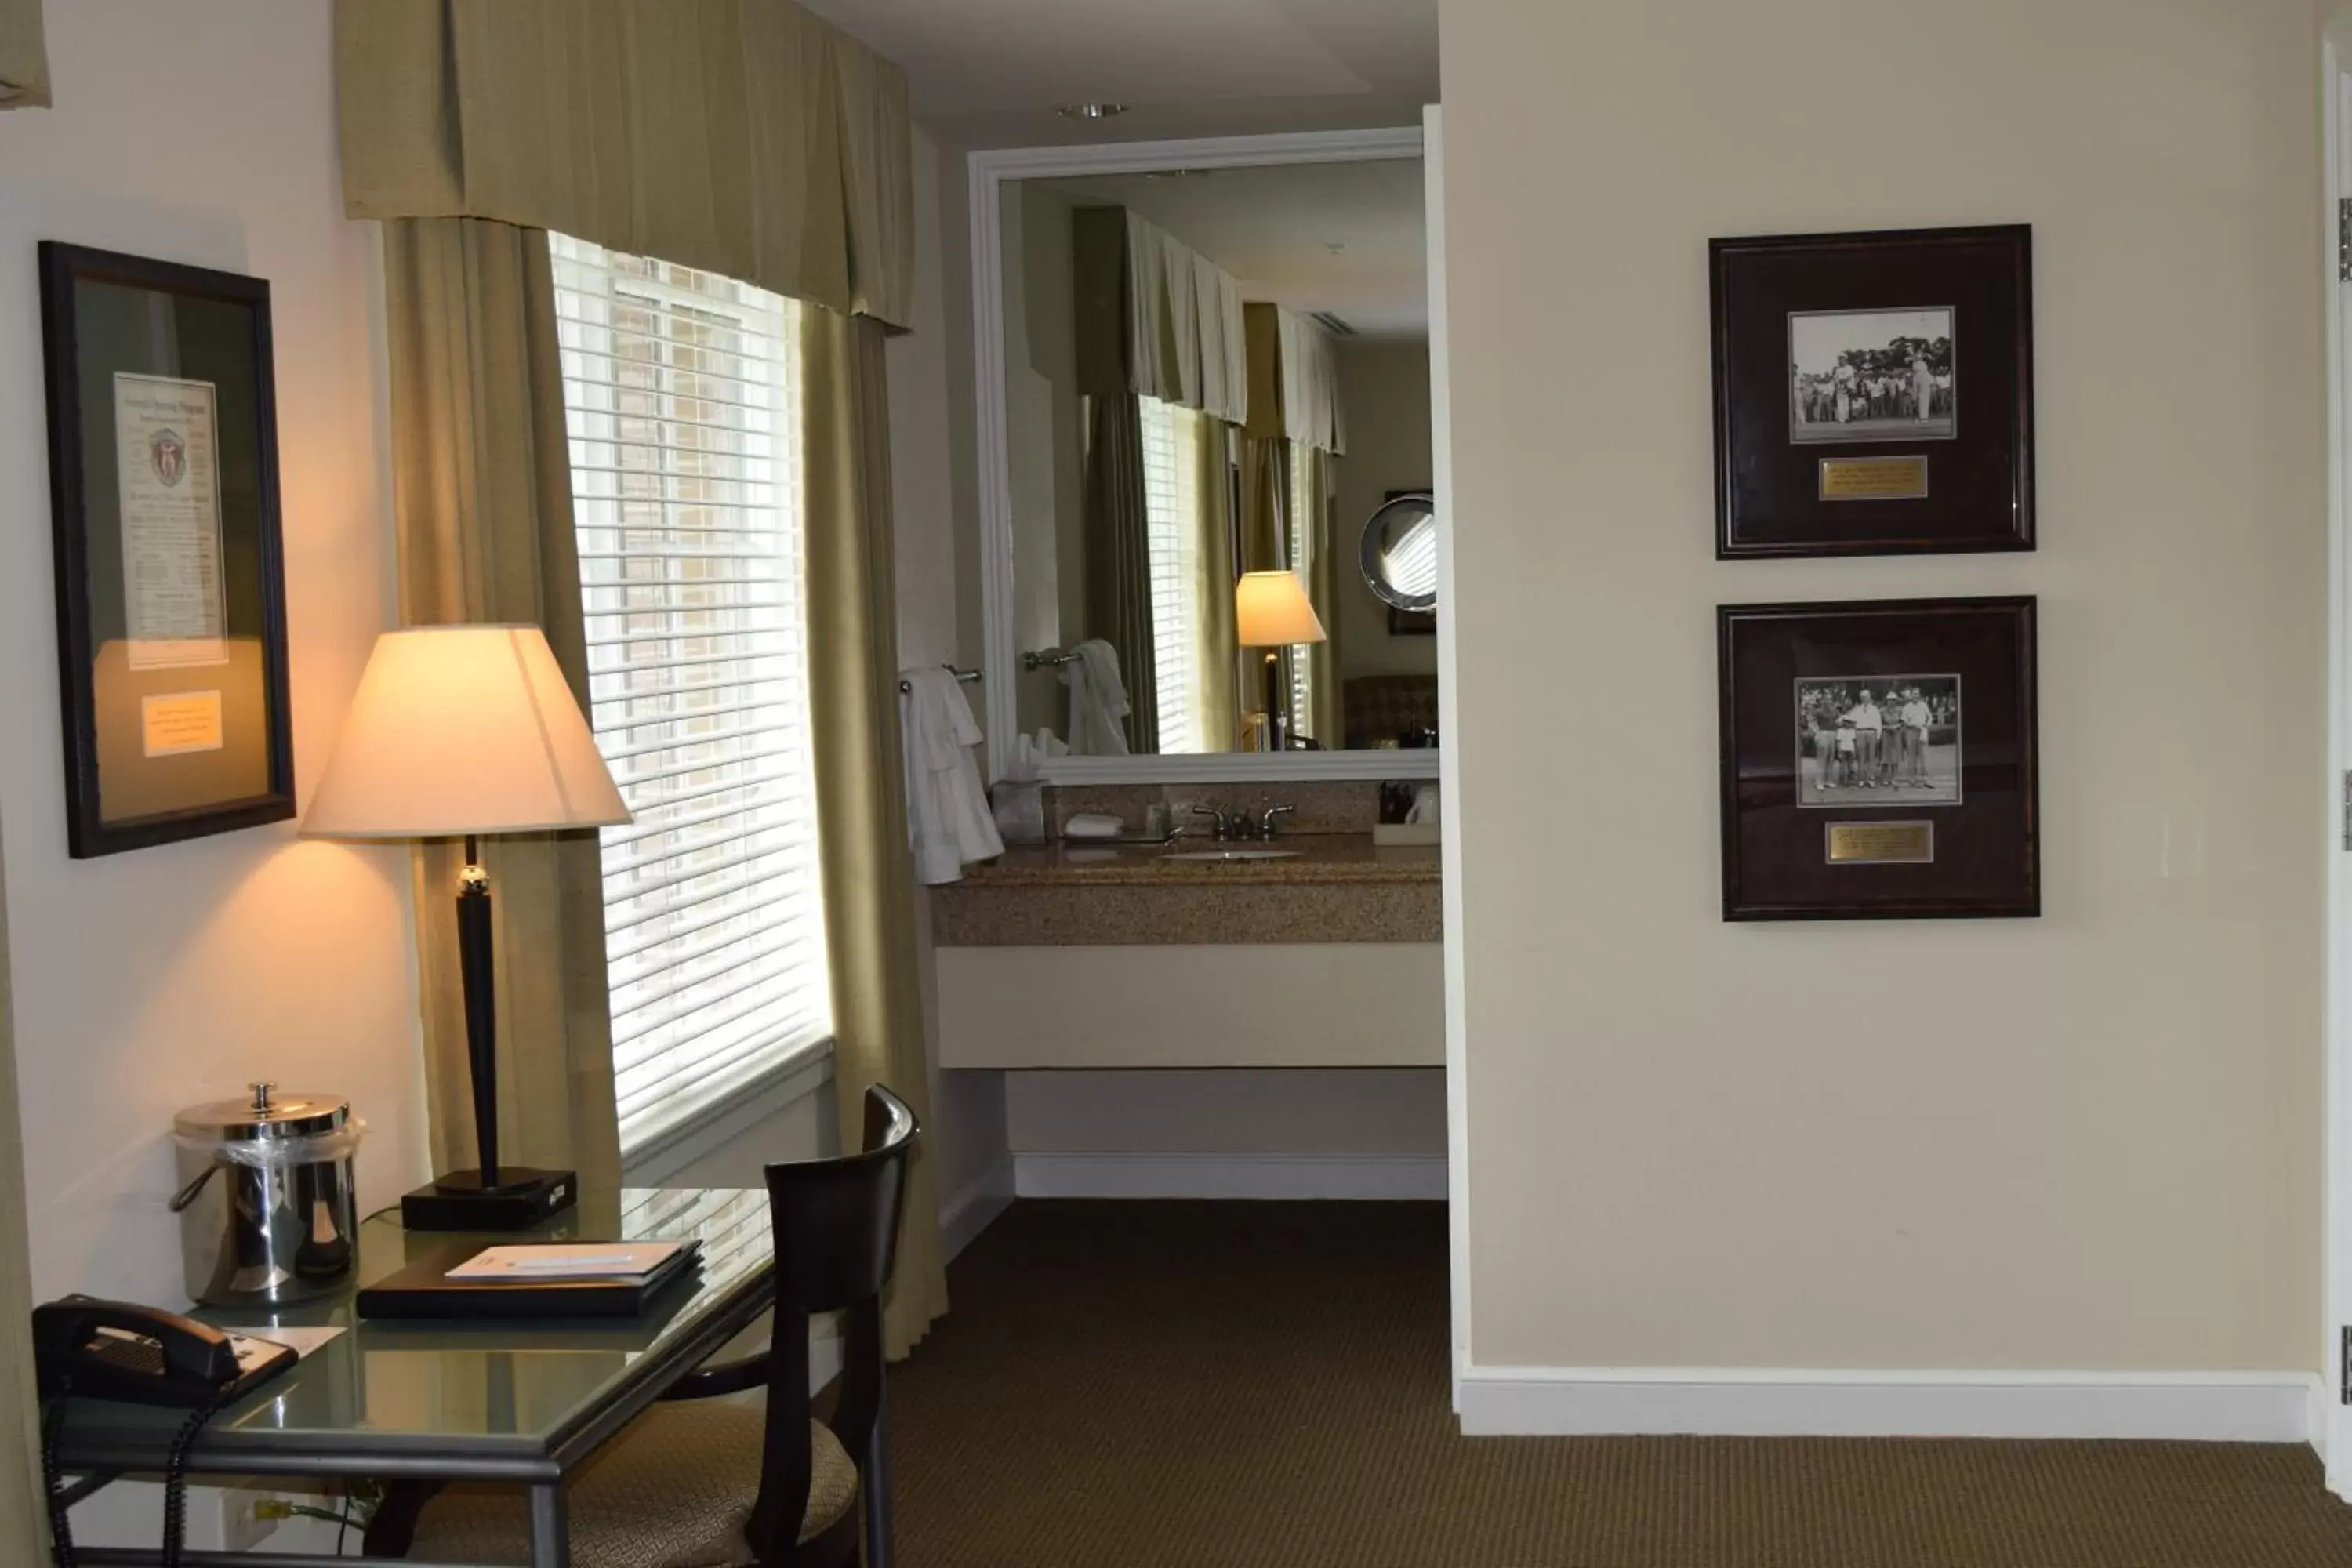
[969,126,1438,785]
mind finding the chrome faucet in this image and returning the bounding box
[1189,804,1297,843]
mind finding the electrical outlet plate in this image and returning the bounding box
[220,1487,284,1553]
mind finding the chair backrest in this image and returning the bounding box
[748,1083,918,1561]
[763,1082,918,1315]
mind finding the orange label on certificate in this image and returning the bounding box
[142,691,224,757]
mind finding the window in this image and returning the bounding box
[1285,443,1316,742]
[1139,395,1208,753]
[550,234,831,1157]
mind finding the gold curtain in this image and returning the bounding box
[0,836,41,1564]
[1301,447,1343,748]
[0,0,46,107]
[335,0,913,328]
[1082,395,1160,755]
[801,306,946,1359]
[1192,418,1242,751]
[380,217,622,1192]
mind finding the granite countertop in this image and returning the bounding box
[956,833,1440,888]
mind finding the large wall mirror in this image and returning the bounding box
[973,129,1439,782]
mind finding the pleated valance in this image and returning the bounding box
[1244,303,1346,456]
[0,0,49,107]
[1073,206,1250,426]
[334,0,914,328]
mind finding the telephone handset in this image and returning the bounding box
[34,1295,302,1568]
[31,1294,297,1407]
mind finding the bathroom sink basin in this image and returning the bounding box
[1159,848,1301,862]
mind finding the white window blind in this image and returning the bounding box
[1285,442,1316,742]
[550,232,831,1156]
[1139,395,1207,753]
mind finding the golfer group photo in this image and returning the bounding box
[1796,675,1962,808]
[1789,307,1956,445]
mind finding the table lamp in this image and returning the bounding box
[1235,569,1327,752]
[302,624,630,1229]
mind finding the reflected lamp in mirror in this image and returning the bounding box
[1236,570,1327,753]
[302,624,630,1231]
[1359,493,1439,615]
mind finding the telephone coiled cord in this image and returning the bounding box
[39,1373,236,1568]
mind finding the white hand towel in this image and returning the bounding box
[1062,639,1131,757]
[900,669,1004,885]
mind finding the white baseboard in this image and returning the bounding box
[1013,1151,1448,1201]
[940,1153,1016,1261]
[1457,1365,2323,1444]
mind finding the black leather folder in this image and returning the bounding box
[355,1240,702,1321]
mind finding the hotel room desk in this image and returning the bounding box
[52,1185,778,1568]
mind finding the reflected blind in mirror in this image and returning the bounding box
[551,233,833,1157]
[1286,444,1315,741]
[1140,395,1209,753]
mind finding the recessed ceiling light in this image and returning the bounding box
[1055,103,1127,120]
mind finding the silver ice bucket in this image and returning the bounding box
[170,1083,365,1308]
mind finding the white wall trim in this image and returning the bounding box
[1457,1365,2322,1445]
[941,1152,1016,1261]
[967,125,1436,786]
[1013,1151,1446,1201]
[1424,103,1471,1415]
[621,1046,835,1189]
[2324,21,2352,1502]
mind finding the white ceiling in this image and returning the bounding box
[1040,158,1428,337]
[798,0,1437,147]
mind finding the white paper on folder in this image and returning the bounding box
[445,1242,688,1284]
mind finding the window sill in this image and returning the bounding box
[621,1038,836,1189]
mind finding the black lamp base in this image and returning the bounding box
[400,1167,578,1232]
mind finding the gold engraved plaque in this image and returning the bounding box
[1827,821,1934,866]
[1819,455,1929,502]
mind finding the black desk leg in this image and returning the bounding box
[864,1389,895,1568]
[528,1483,569,1568]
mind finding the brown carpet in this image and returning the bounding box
[887,1200,2352,1568]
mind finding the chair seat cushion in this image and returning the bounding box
[404,1403,858,1567]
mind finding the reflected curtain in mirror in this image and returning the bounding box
[1081,394,1159,755]
[801,305,947,1356]
[379,217,624,1195]
[0,0,46,107]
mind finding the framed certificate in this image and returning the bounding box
[1709,226,2034,559]
[38,243,294,858]
[1717,597,2039,920]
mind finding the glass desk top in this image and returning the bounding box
[55,1186,777,1479]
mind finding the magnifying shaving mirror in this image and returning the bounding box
[1359,492,1439,614]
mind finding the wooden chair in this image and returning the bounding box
[372,1084,920,1567]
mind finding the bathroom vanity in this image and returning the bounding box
[931,789,1442,1070]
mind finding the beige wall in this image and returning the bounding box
[0,0,427,1305]
[1442,0,2325,1372]
[1333,338,1438,683]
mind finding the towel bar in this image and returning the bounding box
[899,665,983,695]
[1023,648,1081,672]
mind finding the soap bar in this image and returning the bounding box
[1063,812,1123,840]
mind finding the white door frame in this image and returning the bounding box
[2324,19,2352,1498]
[964,125,1436,785]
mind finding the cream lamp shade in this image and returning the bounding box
[301,624,630,838]
[1235,570,1327,648]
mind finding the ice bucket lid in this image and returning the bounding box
[173,1082,349,1145]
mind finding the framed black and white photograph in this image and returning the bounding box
[38,242,295,858]
[1795,674,1962,808]
[1719,598,2037,921]
[1712,226,2032,558]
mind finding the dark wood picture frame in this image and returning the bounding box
[1711,225,2034,559]
[38,242,296,858]
[1718,597,2038,921]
